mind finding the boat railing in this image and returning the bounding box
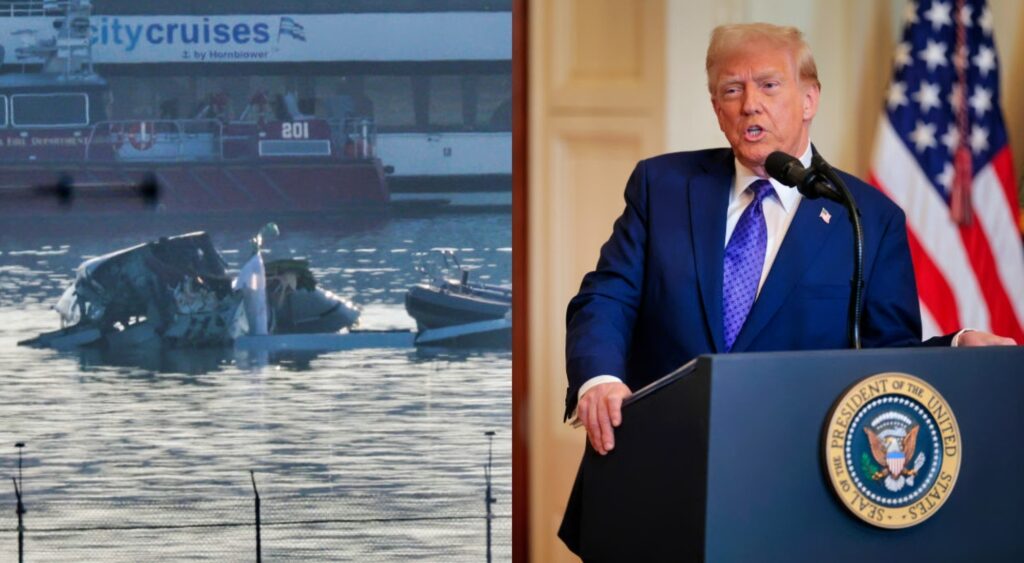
[84,119,225,162]
[329,116,377,160]
[414,249,512,300]
[0,1,70,17]
[80,117,378,163]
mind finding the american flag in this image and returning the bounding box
[278,16,307,42]
[869,0,1024,342]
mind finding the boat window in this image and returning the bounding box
[365,76,415,129]
[0,96,7,127]
[477,75,512,131]
[11,93,89,127]
[427,76,464,129]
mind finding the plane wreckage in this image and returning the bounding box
[19,227,510,353]
[19,229,360,350]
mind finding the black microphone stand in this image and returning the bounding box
[812,150,864,349]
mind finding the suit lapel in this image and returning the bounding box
[730,195,845,351]
[688,152,734,354]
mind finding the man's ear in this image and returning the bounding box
[802,84,820,121]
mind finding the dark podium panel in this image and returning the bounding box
[560,347,1024,562]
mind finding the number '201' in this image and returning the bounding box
[282,122,309,139]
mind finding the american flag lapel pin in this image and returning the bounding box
[820,208,832,224]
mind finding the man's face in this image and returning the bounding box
[710,42,819,174]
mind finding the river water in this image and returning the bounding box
[0,210,512,561]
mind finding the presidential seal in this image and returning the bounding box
[824,372,961,529]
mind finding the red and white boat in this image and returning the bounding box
[0,1,389,217]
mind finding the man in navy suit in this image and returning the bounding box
[566,23,1013,457]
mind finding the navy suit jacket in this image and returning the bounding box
[564,148,945,419]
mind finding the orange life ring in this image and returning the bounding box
[128,122,156,151]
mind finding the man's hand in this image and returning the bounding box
[959,330,1017,346]
[577,381,632,455]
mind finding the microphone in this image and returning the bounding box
[765,150,865,350]
[764,151,843,203]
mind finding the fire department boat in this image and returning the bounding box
[0,1,389,217]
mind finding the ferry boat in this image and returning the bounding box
[0,1,390,217]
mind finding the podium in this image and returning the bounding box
[559,347,1024,562]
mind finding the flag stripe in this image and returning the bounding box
[909,221,964,334]
[957,201,1024,342]
[971,163,1024,333]
[992,148,1021,219]
[918,297,943,339]
[871,172,962,335]
[871,121,991,330]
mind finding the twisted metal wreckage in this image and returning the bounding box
[20,230,360,350]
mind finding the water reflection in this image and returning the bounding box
[74,343,235,375]
[57,340,495,375]
[0,211,512,560]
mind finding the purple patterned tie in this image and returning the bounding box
[723,179,774,351]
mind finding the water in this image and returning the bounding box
[0,211,512,561]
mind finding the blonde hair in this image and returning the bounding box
[705,23,820,94]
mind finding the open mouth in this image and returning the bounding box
[744,125,765,141]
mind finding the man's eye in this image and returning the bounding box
[764,82,780,90]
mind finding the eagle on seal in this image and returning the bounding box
[864,424,920,480]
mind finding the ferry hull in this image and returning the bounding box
[0,159,390,216]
